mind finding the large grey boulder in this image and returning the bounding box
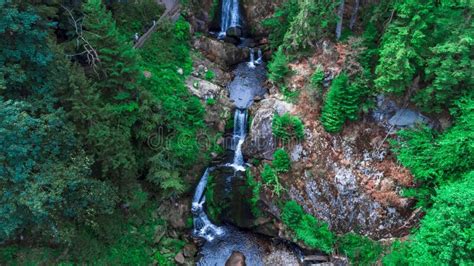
[193,36,249,68]
[243,98,294,160]
[389,108,427,127]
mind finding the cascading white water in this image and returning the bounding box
[219,0,241,38]
[248,48,256,69]
[227,109,247,171]
[255,49,263,65]
[192,167,225,241]
[192,109,248,241]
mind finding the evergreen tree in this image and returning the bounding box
[268,47,290,86]
[282,0,338,52]
[320,73,348,133]
[375,0,472,112]
[392,96,474,207]
[262,0,300,50]
[82,0,140,111]
[78,0,140,181]
[0,99,117,244]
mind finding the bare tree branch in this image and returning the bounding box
[61,5,100,74]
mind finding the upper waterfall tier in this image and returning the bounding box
[220,0,242,36]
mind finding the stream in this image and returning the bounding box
[191,1,303,264]
[192,54,267,265]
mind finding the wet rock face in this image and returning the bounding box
[194,36,249,68]
[228,62,267,108]
[243,98,295,160]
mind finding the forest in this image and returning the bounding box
[0,0,472,265]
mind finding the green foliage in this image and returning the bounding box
[321,73,364,133]
[273,149,291,173]
[337,233,383,265]
[272,113,305,142]
[408,174,474,265]
[0,0,54,109]
[205,175,222,222]
[262,0,300,50]
[206,98,216,105]
[391,96,474,207]
[205,70,215,81]
[382,240,410,266]
[209,0,219,22]
[384,174,474,265]
[281,200,305,229]
[282,0,338,52]
[281,201,335,253]
[261,164,283,196]
[310,66,325,89]
[281,85,300,103]
[0,99,118,244]
[375,1,473,112]
[110,0,163,37]
[268,47,290,86]
[246,170,262,217]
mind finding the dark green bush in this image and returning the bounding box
[272,113,305,142]
[273,148,291,173]
[261,164,283,196]
[281,201,335,253]
[337,233,383,265]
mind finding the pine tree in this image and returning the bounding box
[282,0,338,52]
[268,47,290,86]
[321,74,348,133]
[82,0,140,111]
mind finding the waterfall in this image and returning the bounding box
[248,48,256,69]
[192,167,225,241]
[255,49,263,65]
[228,109,247,171]
[192,109,248,241]
[219,0,241,37]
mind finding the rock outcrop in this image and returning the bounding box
[243,98,295,160]
[193,36,249,68]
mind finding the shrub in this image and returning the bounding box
[272,113,305,142]
[273,149,291,173]
[408,174,474,265]
[281,201,335,253]
[261,164,283,196]
[382,240,411,266]
[205,70,215,81]
[268,47,290,85]
[246,170,262,217]
[281,200,305,229]
[295,214,334,253]
[337,233,383,265]
[310,66,325,88]
[320,73,348,133]
[206,98,216,105]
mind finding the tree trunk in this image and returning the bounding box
[349,0,360,30]
[336,0,345,40]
